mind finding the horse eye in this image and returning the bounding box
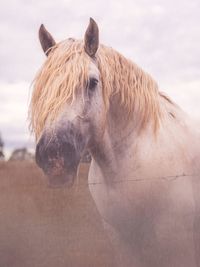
[88,78,98,91]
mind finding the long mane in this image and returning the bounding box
[30,39,161,139]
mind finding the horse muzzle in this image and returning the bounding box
[35,128,86,188]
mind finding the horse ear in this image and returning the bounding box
[84,18,99,57]
[39,24,56,56]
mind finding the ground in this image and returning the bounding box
[0,161,115,267]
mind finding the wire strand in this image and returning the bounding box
[73,173,198,187]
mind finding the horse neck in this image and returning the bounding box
[89,91,191,182]
[90,94,157,181]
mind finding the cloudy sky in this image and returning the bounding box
[1,0,200,156]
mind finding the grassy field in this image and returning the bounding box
[0,161,115,267]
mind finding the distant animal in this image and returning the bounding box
[29,18,200,266]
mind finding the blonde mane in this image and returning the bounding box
[29,39,161,140]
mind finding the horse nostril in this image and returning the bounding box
[35,143,42,167]
[35,135,45,168]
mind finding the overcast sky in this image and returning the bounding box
[1,0,200,156]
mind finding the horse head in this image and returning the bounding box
[31,18,106,187]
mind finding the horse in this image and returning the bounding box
[29,18,200,266]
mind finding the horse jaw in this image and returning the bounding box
[47,172,76,188]
[45,157,78,188]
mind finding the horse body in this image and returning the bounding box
[30,19,200,266]
[88,97,200,266]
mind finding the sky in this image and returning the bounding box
[1,0,200,157]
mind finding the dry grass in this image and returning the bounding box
[0,161,115,267]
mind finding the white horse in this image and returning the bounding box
[30,18,200,266]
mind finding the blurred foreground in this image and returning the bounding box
[0,161,115,267]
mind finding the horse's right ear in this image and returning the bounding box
[39,24,56,56]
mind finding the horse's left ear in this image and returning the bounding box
[84,18,99,57]
[39,24,56,56]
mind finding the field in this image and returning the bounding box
[0,161,115,267]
